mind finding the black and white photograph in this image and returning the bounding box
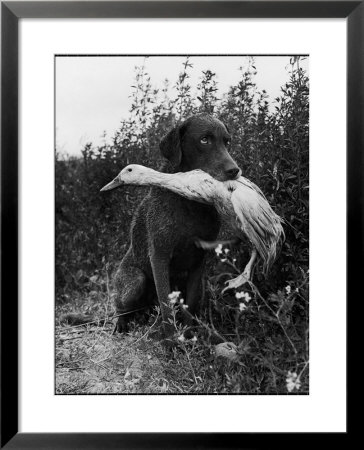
[55,55,309,395]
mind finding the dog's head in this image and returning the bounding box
[160,114,241,181]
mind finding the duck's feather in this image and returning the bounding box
[229,179,284,275]
[163,171,284,275]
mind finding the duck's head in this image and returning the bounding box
[100,164,155,192]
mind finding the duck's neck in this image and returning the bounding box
[138,170,176,187]
[137,170,209,204]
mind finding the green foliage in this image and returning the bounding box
[56,57,309,393]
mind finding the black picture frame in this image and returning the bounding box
[1,1,360,448]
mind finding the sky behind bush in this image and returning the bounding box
[56,55,308,156]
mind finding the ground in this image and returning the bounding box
[56,322,217,395]
[55,294,233,394]
[55,282,309,395]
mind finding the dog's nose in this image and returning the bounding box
[226,167,240,179]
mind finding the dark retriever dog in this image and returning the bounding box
[113,114,241,336]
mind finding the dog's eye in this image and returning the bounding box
[200,136,209,145]
[128,168,132,172]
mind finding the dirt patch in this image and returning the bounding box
[55,318,216,394]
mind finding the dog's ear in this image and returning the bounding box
[159,124,183,167]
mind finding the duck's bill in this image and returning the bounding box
[100,177,123,192]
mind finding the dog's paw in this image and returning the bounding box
[162,337,177,351]
[112,316,128,334]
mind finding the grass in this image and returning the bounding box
[56,302,225,395]
[55,263,309,395]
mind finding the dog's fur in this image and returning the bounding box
[113,114,240,336]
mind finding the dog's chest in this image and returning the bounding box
[179,199,220,239]
[146,188,220,242]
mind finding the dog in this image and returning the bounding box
[112,113,241,337]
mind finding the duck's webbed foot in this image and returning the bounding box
[222,248,257,293]
[222,272,251,293]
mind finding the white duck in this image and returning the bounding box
[101,164,284,291]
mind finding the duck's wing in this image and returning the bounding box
[235,176,267,199]
[161,170,218,205]
[184,170,222,204]
[231,183,284,275]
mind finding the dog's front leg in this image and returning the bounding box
[185,261,206,317]
[179,261,206,337]
[150,249,174,339]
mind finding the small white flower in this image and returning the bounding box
[191,336,198,343]
[236,291,251,302]
[285,285,291,295]
[239,303,247,312]
[295,288,299,293]
[182,304,189,309]
[244,292,251,302]
[224,248,230,254]
[179,298,184,304]
[168,291,181,304]
[177,334,185,342]
[233,258,237,263]
[215,244,223,256]
[286,371,301,392]
[221,258,227,263]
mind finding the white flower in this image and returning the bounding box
[239,303,247,312]
[285,285,291,295]
[177,334,185,342]
[168,291,181,304]
[286,371,301,392]
[215,244,223,256]
[179,298,184,304]
[236,291,251,302]
[224,248,230,254]
[191,336,198,343]
[182,304,189,309]
[221,258,227,263]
